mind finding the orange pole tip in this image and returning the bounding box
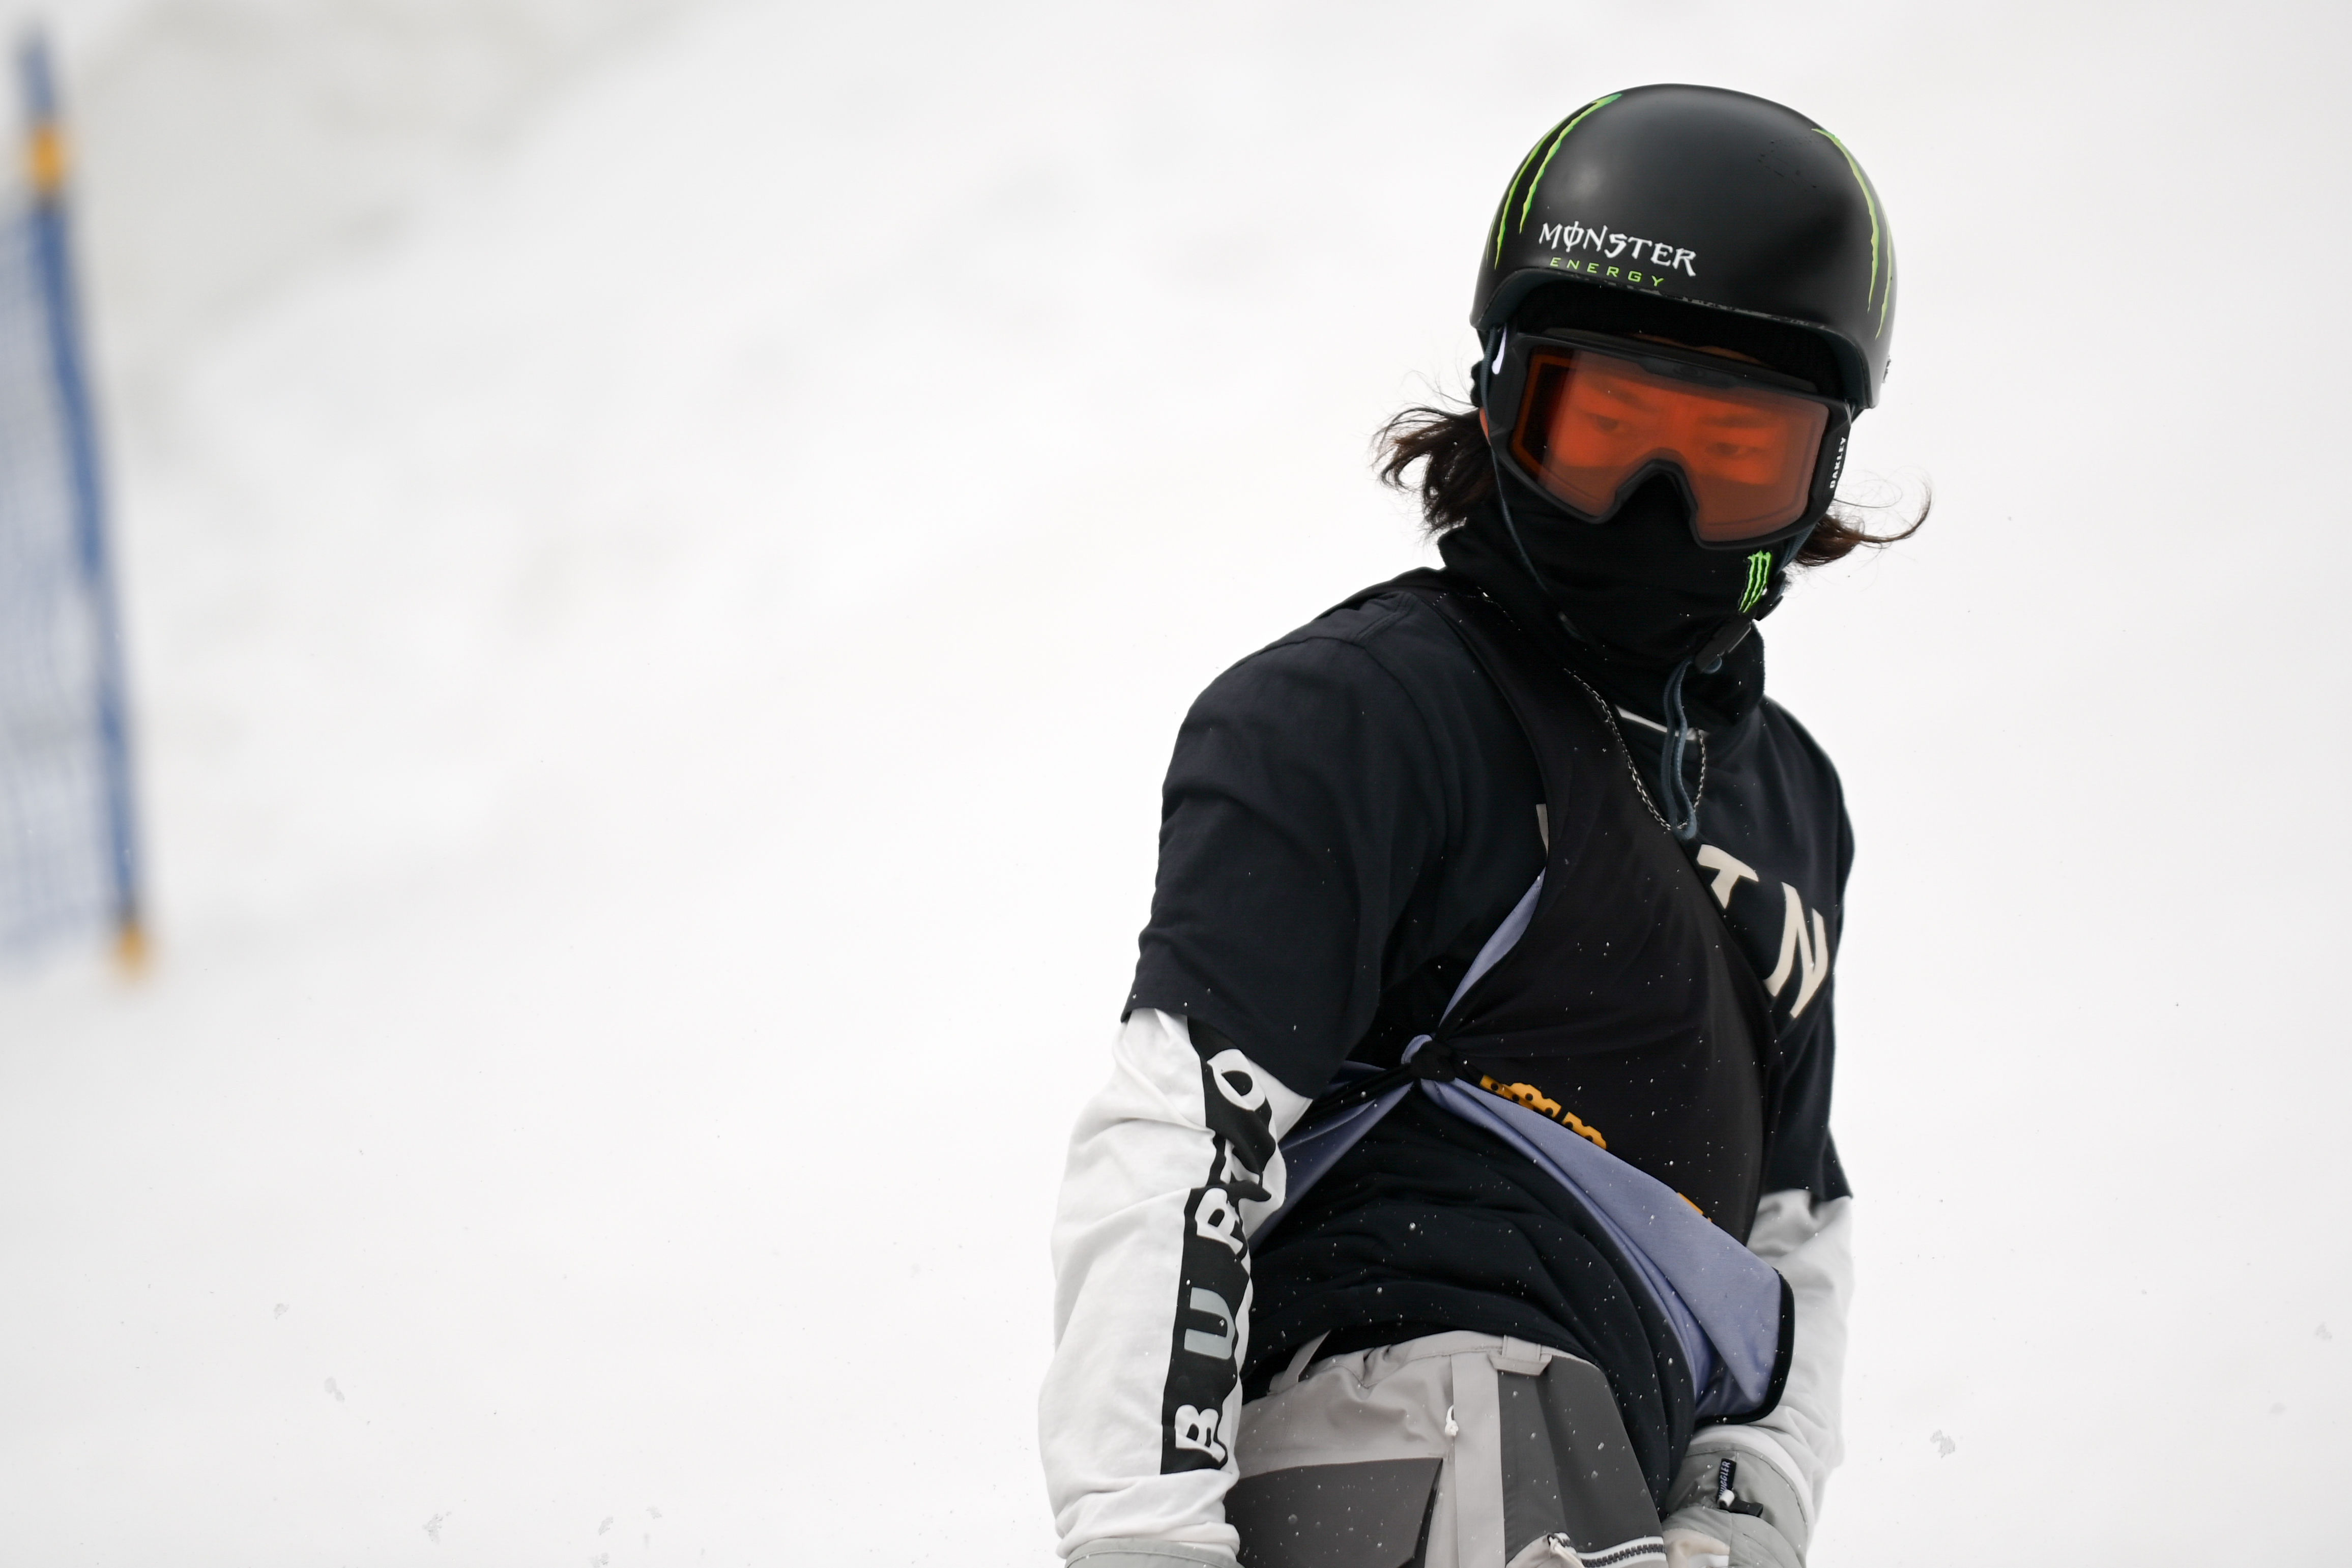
[27,123,66,196]
[113,918,150,976]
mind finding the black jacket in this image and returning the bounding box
[1126,565,1852,1497]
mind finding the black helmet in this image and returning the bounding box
[1472,84,1895,410]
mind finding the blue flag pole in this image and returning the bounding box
[19,30,143,970]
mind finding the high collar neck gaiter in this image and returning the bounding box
[1437,472,1769,731]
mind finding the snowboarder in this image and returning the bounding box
[1041,84,1917,1568]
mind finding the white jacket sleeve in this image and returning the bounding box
[1039,1009,1312,1565]
[1685,1190,1854,1548]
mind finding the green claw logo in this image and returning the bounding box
[1491,94,1622,264]
[1815,128,1894,336]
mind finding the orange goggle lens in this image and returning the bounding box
[1508,346,1832,542]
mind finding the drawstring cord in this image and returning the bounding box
[1655,610,1760,841]
[1659,658,1700,841]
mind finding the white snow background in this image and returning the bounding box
[1,1,2345,1562]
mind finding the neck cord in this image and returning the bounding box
[1587,664,1707,843]
[1475,589,1707,843]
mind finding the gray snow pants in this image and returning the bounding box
[1229,1331,1664,1568]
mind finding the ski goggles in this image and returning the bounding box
[1483,329,1852,545]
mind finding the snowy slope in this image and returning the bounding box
[3,1,2348,1563]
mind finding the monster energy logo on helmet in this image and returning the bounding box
[1539,219,1699,278]
[1472,84,1899,411]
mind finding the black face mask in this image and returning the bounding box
[1480,470,1780,669]
[1438,468,1776,739]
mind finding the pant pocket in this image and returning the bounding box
[1227,1457,1442,1568]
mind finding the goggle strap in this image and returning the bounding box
[1487,446,1586,645]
